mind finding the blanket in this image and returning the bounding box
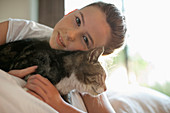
[0,69,170,113]
[0,70,58,113]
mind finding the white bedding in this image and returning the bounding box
[0,69,58,113]
[0,69,170,113]
[107,86,170,113]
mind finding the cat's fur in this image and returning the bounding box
[0,38,106,97]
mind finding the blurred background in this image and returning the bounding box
[1,0,170,96]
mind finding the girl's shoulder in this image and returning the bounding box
[7,18,53,43]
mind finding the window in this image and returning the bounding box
[125,0,170,96]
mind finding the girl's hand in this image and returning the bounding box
[8,67,84,112]
[8,66,38,78]
[25,74,64,109]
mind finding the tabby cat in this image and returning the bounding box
[0,38,106,97]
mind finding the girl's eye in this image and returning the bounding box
[76,17,81,26]
[83,36,89,46]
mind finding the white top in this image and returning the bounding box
[6,18,53,43]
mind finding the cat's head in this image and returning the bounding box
[74,46,107,96]
[56,47,107,96]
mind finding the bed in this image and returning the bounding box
[0,69,170,113]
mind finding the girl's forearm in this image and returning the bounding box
[53,100,86,113]
[81,93,116,113]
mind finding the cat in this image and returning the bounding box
[0,38,107,98]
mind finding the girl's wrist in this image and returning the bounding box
[51,96,66,111]
[53,98,85,113]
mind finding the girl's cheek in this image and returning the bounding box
[67,45,86,51]
[66,44,77,51]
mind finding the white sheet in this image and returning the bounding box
[0,69,58,113]
[0,69,170,113]
[107,85,170,113]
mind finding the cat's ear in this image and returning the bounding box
[88,46,104,63]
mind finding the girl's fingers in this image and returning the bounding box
[20,66,38,76]
[32,75,60,96]
[26,89,44,102]
[29,74,55,89]
[26,74,61,103]
[8,65,38,78]
[25,75,49,101]
[24,74,64,108]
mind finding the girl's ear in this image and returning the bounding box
[65,9,78,16]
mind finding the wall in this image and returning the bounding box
[0,0,38,22]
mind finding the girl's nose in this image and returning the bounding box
[67,29,80,41]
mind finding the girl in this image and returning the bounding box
[0,2,126,113]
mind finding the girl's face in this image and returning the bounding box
[49,6,111,51]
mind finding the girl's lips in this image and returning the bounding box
[56,32,66,47]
